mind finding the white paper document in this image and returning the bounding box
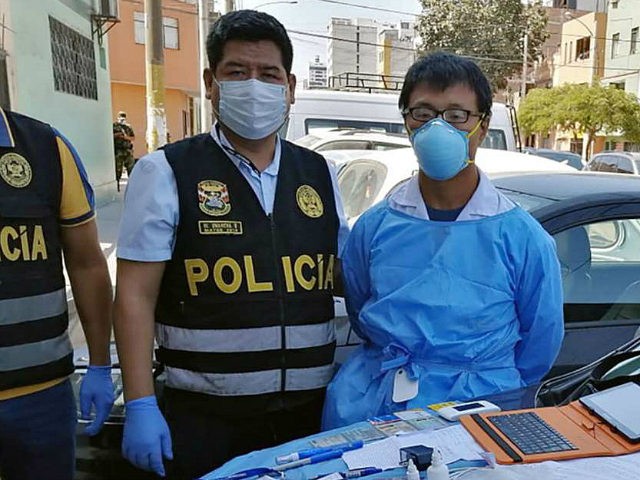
[342,425,485,470]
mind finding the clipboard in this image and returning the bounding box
[460,400,640,464]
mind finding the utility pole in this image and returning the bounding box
[520,32,528,100]
[144,0,167,152]
[198,0,213,133]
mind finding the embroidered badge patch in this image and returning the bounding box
[296,185,324,218]
[0,153,32,188]
[198,180,231,217]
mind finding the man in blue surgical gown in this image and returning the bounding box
[323,52,564,429]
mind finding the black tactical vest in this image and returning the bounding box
[0,109,73,391]
[156,134,339,414]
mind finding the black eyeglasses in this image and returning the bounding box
[402,107,486,124]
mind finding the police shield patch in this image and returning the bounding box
[198,180,231,217]
[0,153,32,188]
[296,185,324,218]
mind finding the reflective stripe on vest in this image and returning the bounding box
[0,288,67,325]
[0,332,72,371]
[164,364,335,396]
[155,320,336,353]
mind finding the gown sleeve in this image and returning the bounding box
[341,213,374,342]
[514,229,565,385]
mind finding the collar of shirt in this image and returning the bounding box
[210,123,280,179]
[387,168,516,221]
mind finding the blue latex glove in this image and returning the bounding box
[122,395,173,477]
[79,365,115,436]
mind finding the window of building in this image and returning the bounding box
[576,36,590,60]
[400,22,410,29]
[612,33,621,58]
[632,27,639,55]
[163,17,179,49]
[611,0,619,8]
[49,16,97,100]
[134,11,145,44]
[569,41,573,62]
[133,12,179,49]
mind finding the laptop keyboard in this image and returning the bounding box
[488,412,578,455]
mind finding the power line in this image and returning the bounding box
[289,29,640,74]
[287,29,522,64]
[308,0,419,16]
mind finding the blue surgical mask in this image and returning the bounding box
[410,118,483,181]
[215,78,288,140]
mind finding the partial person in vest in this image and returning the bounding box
[0,109,114,480]
[113,10,349,480]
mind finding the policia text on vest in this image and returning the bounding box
[184,253,335,295]
[0,225,48,262]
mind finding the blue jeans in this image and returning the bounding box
[0,379,77,480]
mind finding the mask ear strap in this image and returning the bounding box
[466,115,486,140]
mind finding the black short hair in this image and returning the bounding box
[206,10,293,74]
[399,52,492,116]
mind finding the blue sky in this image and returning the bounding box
[219,0,423,80]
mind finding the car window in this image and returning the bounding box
[497,188,557,211]
[372,142,409,151]
[338,160,388,220]
[589,155,614,172]
[481,129,507,150]
[316,140,372,151]
[617,157,634,174]
[305,118,406,135]
[554,219,640,324]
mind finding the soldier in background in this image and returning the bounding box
[113,111,135,191]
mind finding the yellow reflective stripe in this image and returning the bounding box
[0,377,67,401]
[56,136,93,225]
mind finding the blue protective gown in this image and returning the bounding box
[323,200,564,429]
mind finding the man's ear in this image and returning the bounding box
[477,114,491,143]
[203,68,214,100]
[288,73,297,105]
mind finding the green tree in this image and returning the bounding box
[416,0,549,90]
[519,83,640,158]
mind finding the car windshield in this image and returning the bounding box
[481,129,507,150]
[305,118,406,135]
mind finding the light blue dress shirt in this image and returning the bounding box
[117,125,349,261]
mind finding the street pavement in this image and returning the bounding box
[67,179,124,354]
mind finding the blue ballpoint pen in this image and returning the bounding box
[276,440,364,464]
[274,449,347,472]
[342,467,383,478]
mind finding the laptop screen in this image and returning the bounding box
[580,382,640,442]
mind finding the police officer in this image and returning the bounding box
[114,10,349,480]
[0,109,114,480]
[113,111,135,191]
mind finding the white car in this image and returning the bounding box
[294,129,411,153]
[337,147,577,226]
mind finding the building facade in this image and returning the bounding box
[600,0,640,151]
[108,0,200,157]
[327,17,378,86]
[307,55,327,88]
[0,0,117,202]
[553,11,607,86]
[377,22,415,80]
